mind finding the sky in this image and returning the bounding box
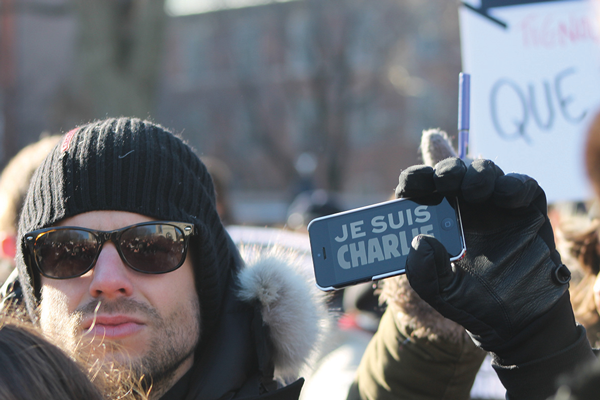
[165,0,294,15]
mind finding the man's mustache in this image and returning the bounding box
[75,298,161,321]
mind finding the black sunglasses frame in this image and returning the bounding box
[23,221,195,279]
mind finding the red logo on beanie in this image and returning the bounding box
[61,129,77,152]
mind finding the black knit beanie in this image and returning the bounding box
[16,117,235,338]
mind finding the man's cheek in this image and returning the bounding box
[39,285,81,351]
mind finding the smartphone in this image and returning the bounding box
[307,195,466,291]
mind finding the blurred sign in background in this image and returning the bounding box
[0,0,463,224]
[459,0,600,203]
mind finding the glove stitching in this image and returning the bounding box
[463,212,542,238]
[458,261,513,341]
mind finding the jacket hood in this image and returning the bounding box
[184,239,331,400]
[236,244,329,382]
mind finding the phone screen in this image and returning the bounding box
[308,196,465,290]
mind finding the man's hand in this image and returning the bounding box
[397,157,572,358]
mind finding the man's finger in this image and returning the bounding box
[406,235,454,299]
[494,173,541,209]
[461,159,504,203]
[396,165,435,198]
[433,157,467,195]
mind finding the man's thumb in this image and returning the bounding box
[406,235,455,300]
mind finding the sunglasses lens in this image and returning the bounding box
[34,230,98,278]
[120,224,186,273]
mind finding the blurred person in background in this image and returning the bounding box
[0,134,62,286]
[11,117,327,400]
[286,189,343,232]
[201,156,236,226]
[537,111,600,400]
[555,204,600,347]
[289,152,318,202]
[0,135,62,315]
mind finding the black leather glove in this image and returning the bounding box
[397,157,573,359]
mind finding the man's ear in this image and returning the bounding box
[0,232,16,259]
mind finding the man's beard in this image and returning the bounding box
[40,289,201,396]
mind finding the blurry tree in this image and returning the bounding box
[0,0,460,203]
[58,0,167,126]
[0,0,17,164]
[0,0,72,165]
[159,0,461,199]
[302,0,404,192]
[218,0,407,193]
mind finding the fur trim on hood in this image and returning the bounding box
[381,275,470,344]
[236,243,331,382]
[419,128,457,167]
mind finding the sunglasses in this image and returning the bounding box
[23,221,195,279]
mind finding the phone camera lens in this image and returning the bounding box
[441,218,454,230]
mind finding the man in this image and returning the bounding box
[14,117,326,399]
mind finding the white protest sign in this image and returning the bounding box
[459,0,600,203]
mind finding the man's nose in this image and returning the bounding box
[88,242,134,299]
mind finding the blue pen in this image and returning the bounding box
[458,73,470,160]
